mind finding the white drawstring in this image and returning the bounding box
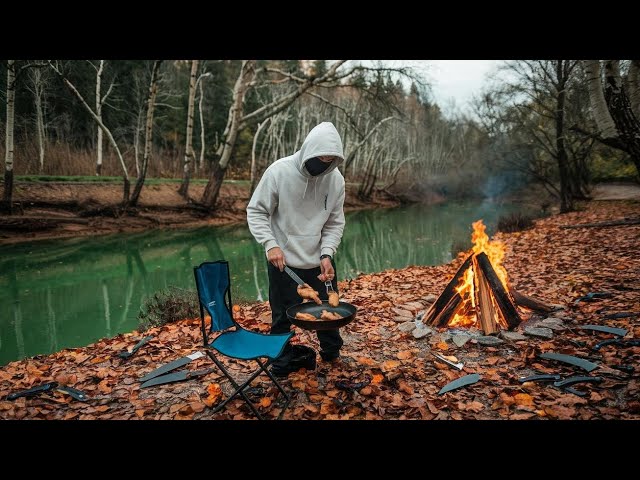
[302,178,309,199]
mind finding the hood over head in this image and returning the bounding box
[296,122,344,177]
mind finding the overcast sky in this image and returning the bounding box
[378,60,504,115]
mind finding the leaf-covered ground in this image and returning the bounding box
[1,200,638,420]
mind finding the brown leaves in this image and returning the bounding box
[1,201,639,421]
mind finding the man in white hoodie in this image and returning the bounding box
[247,121,346,375]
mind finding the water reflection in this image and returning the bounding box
[0,200,541,366]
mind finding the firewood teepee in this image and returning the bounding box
[424,220,552,335]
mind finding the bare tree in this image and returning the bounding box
[2,60,16,213]
[249,117,271,194]
[129,60,163,207]
[92,60,115,176]
[200,60,417,210]
[584,60,640,175]
[197,71,212,172]
[25,65,52,173]
[49,61,131,204]
[178,60,200,197]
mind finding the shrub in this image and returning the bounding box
[138,286,199,330]
[497,213,534,233]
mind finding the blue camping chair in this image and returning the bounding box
[193,260,293,420]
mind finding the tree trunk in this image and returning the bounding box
[130,61,162,206]
[603,60,640,174]
[198,75,206,172]
[33,70,46,174]
[556,60,573,212]
[584,60,619,140]
[250,118,271,195]
[179,60,199,198]
[627,60,640,118]
[96,60,104,176]
[201,60,256,208]
[2,60,16,214]
[49,61,130,203]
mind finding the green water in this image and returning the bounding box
[0,201,542,366]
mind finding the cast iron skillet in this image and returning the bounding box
[286,301,357,331]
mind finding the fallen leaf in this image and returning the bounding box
[514,393,534,406]
[396,350,413,360]
[381,360,401,372]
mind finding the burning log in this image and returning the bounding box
[510,290,555,314]
[423,255,473,326]
[424,219,549,335]
[475,252,521,330]
[431,292,463,327]
[473,255,500,335]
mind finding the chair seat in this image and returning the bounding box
[210,328,293,360]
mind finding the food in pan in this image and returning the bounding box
[297,284,322,305]
[320,310,343,321]
[328,291,340,307]
[295,312,318,321]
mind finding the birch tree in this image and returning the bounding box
[129,60,163,207]
[584,60,640,175]
[200,60,416,209]
[178,60,199,197]
[49,61,131,204]
[93,60,115,176]
[2,60,16,214]
[26,65,51,173]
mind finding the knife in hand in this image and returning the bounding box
[284,266,306,286]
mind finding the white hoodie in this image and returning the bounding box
[246,122,346,269]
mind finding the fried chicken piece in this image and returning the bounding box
[297,284,322,305]
[328,291,340,307]
[320,310,343,321]
[295,312,317,321]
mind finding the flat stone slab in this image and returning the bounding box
[476,336,504,346]
[413,326,433,339]
[422,294,437,303]
[398,321,417,333]
[501,331,528,341]
[452,334,472,347]
[392,307,413,318]
[524,326,554,339]
[540,318,566,331]
[402,301,426,311]
[393,316,412,323]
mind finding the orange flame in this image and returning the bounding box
[471,220,508,289]
[448,220,509,328]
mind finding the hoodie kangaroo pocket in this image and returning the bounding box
[284,234,321,268]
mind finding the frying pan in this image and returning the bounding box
[286,300,357,331]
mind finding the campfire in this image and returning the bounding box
[424,220,552,335]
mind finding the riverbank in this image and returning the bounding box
[0,181,402,245]
[0,198,638,420]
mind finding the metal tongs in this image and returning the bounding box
[325,280,335,296]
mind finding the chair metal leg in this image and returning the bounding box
[205,351,292,420]
[207,352,264,420]
[256,358,291,420]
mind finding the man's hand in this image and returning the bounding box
[318,257,335,282]
[267,247,286,271]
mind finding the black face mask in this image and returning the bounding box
[305,157,332,176]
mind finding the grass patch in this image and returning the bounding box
[497,213,535,233]
[138,286,199,330]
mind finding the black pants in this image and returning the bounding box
[268,261,343,364]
